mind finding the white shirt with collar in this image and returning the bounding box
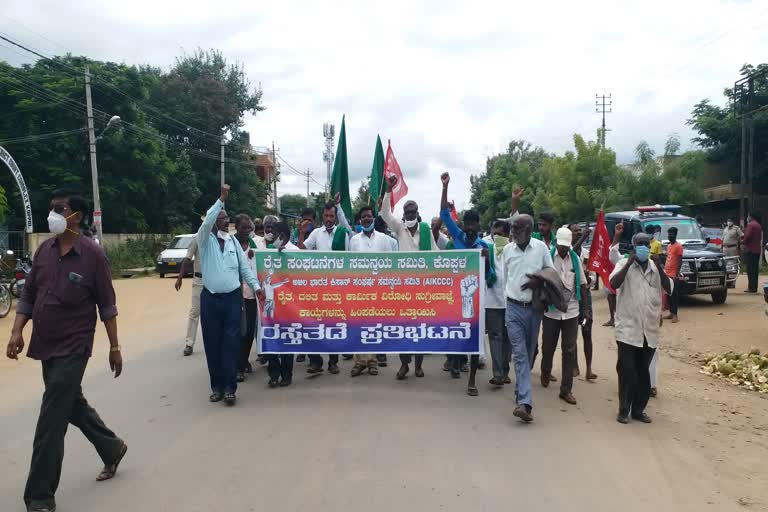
[349,230,394,253]
[502,237,554,303]
[379,191,437,251]
[610,258,663,348]
[303,224,350,251]
[544,251,587,320]
[483,235,506,309]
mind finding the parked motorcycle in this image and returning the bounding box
[10,253,32,298]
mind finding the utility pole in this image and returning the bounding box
[84,64,103,243]
[734,68,767,224]
[272,141,280,214]
[322,123,335,200]
[595,93,612,148]
[305,169,313,206]
[220,136,225,186]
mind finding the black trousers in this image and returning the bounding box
[24,354,123,510]
[399,354,424,366]
[541,316,578,394]
[669,278,681,315]
[308,354,339,368]
[268,354,294,381]
[576,292,593,373]
[616,339,656,417]
[238,298,259,372]
[746,252,760,293]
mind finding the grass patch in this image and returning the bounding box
[106,235,170,276]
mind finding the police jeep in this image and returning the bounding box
[605,205,739,304]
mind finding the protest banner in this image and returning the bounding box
[255,250,484,354]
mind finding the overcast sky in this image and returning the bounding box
[2,0,767,214]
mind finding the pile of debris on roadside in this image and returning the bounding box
[701,348,768,393]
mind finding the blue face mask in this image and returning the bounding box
[361,223,375,233]
[635,245,650,262]
[305,223,314,234]
[354,224,363,233]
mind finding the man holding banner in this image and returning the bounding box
[380,175,436,379]
[299,201,350,375]
[348,206,394,377]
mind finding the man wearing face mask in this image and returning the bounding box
[197,185,262,406]
[722,217,742,258]
[503,214,554,423]
[300,199,350,374]
[610,232,671,424]
[292,208,316,247]
[254,215,280,250]
[440,172,495,394]
[6,190,127,512]
[484,220,513,388]
[380,176,437,379]
[540,227,589,405]
[349,206,393,376]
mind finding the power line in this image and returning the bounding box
[0,128,87,145]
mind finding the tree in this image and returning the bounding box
[280,193,308,215]
[352,178,371,217]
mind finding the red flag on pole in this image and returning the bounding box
[587,210,615,291]
[383,140,408,211]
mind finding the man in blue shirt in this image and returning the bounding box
[439,172,493,396]
[197,185,262,406]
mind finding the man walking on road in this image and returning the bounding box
[743,212,763,294]
[349,206,393,376]
[663,227,683,323]
[233,214,260,383]
[6,189,127,512]
[175,236,202,356]
[299,198,350,374]
[540,227,589,405]
[380,175,436,379]
[485,220,512,388]
[197,185,262,406]
[610,232,671,424]
[502,213,554,422]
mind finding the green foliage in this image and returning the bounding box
[352,177,371,216]
[0,50,266,233]
[471,134,706,224]
[105,235,169,274]
[280,193,309,215]
[688,63,768,192]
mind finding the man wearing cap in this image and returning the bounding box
[380,176,436,379]
[540,227,589,405]
[610,232,671,424]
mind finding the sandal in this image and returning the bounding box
[467,386,479,397]
[415,368,425,378]
[396,365,409,380]
[223,392,236,406]
[96,442,127,481]
[368,366,379,376]
[209,392,223,402]
[350,366,364,377]
[489,377,504,386]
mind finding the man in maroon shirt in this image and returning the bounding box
[742,211,763,293]
[5,190,127,512]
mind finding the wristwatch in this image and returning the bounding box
[110,345,121,353]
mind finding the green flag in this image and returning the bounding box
[369,135,385,215]
[331,115,352,219]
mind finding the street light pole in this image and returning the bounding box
[83,64,103,242]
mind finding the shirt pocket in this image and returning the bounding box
[225,247,240,270]
[54,273,93,307]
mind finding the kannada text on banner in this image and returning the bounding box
[255,250,484,354]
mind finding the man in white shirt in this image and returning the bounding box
[567,222,598,381]
[380,176,437,379]
[432,217,449,250]
[299,200,350,374]
[609,232,671,425]
[485,220,512,388]
[175,236,202,356]
[502,214,554,423]
[349,206,393,377]
[540,227,589,406]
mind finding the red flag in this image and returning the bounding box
[587,210,615,291]
[383,140,408,211]
[449,201,459,222]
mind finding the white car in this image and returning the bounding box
[156,234,195,278]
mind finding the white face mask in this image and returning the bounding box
[47,211,68,234]
[264,232,275,242]
[217,230,229,240]
[404,219,418,228]
[727,221,734,228]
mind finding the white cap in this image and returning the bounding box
[556,227,572,248]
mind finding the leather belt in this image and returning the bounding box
[507,298,533,307]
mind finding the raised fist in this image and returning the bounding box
[512,185,525,200]
[441,172,450,186]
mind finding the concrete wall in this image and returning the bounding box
[27,233,169,255]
